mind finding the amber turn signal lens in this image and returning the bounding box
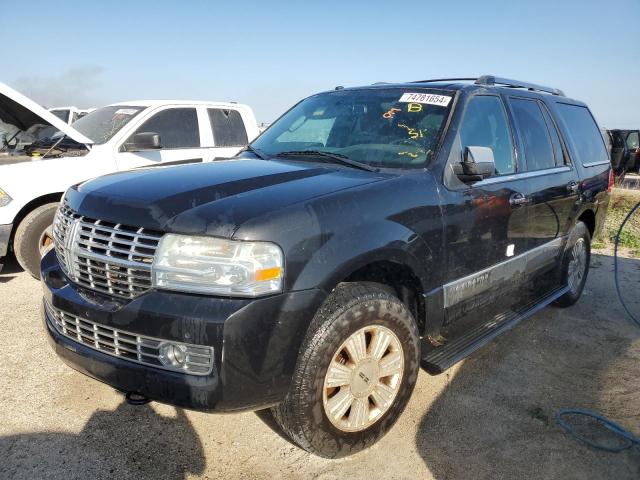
[255,267,282,282]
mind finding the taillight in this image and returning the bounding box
[607,169,614,193]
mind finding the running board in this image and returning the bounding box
[421,286,570,375]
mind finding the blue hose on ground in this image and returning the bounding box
[556,200,640,452]
[613,200,640,329]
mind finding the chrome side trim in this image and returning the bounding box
[443,237,564,308]
[473,166,571,187]
[581,160,610,167]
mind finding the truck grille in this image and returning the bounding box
[45,300,214,375]
[53,203,163,300]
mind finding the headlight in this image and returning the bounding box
[0,188,12,207]
[152,234,283,296]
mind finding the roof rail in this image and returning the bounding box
[411,76,565,96]
[411,77,478,84]
[475,75,565,96]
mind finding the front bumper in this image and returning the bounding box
[41,249,326,412]
[0,223,11,258]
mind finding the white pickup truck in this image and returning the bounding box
[0,83,259,276]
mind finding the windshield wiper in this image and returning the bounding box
[277,150,379,172]
[242,144,270,160]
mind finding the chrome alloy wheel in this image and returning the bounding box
[567,238,587,294]
[322,325,404,433]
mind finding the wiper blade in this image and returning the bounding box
[277,150,379,172]
[242,145,270,160]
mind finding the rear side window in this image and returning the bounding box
[540,103,566,166]
[459,96,515,175]
[555,104,608,165]
[208,109,248,147]
[133,108,200,149]
[627,131,639,150]
[509,98,555,171]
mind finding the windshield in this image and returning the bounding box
[71,105,144,144]
[252,88,453,169]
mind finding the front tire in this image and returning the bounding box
[271,282,420,458]
[554,221,590,307]
[14,202,59,278]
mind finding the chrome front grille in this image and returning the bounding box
[45,300,214,375]
[53,203,163,300]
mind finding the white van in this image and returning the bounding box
[0,83,259,276]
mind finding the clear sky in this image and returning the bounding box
[3,0,639,127]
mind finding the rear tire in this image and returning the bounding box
[271,282,420,458]
[14,202,59,279]
[554,221,590,307]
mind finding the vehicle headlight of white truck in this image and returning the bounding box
[0,188,12,207]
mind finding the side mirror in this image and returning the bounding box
[126,132,161,152]
[453,146,496,182]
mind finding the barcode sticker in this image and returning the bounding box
[399,93,452,107]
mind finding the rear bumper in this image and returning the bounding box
[0,223,11,257]
[41,249,327,412]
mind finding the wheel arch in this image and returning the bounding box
[9,192,63,249]
[342,258,427,333]
[577,208,596,238]
[318,247,430,334]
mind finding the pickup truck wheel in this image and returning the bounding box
[554,221,590,307]
[14,202,59,278]
[271,282,419,458]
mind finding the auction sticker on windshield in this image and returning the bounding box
[399,93,452,107]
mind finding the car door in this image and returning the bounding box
[206,108,249,161]
[609,131,626,174]
[626,131,640,171]
[440,94,534,333]
[115,106,206,170]
[506,96,580,296]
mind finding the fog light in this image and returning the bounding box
[159,343,188,368]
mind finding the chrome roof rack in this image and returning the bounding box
[411,75,565,96]
[411,77,477,83]
[475,75,565,96]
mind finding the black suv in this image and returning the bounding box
[41,76,612,458]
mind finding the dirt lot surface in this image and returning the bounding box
[1,252,639,479]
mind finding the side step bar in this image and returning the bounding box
[421,286,570,374]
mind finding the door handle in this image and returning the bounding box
[566,181,580,194]
[509,192,529,206]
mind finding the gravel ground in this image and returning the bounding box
[0,252,639,479]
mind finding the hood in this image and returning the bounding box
[0,82,93,145]
[67,158,387,237]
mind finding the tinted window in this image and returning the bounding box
[611,132,625,148]
[459,96,515,175]
[133,108,200,149]
[627,131,639,150]
[509,98,555,171]
[208,109,248,147]
[555,104,608,165]
[540,103,566,166]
